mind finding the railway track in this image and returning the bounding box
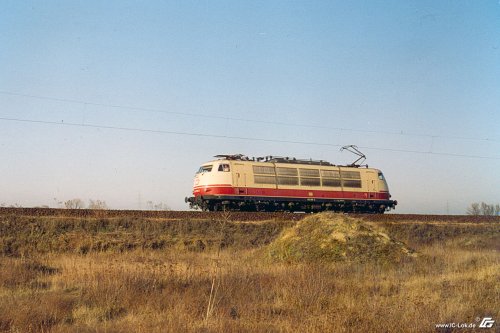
[0,207,499,223]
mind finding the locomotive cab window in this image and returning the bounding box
[378,172,385,180]
[197,165,213,173]
[218,164,230,172]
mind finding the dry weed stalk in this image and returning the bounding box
[205,208,231,323]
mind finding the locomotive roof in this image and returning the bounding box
[213,154,367,168]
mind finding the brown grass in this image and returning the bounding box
[0,213,498,332]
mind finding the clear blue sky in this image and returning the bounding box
[1,1,499,213]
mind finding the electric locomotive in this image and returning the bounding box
[185,152,397,213]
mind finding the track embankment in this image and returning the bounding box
[0,207,304,221]
[0,207,499,223]
[0,208,498,256]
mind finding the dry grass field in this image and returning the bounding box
[0,211,498,332]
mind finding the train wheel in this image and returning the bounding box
[200,202,210,212]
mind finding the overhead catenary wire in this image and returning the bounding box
[0,116,499,160]
[0,90,498,143]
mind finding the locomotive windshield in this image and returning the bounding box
[197,165,213,173]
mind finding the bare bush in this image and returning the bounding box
[466,202,480,215]
[64,198,85,209]
[467,202,500,216]
[146,201,170,211]
[88,199,108,210]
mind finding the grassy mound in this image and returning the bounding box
[268,213,416,263]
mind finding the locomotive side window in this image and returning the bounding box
[341,171,361,179]
[343,179,362,188]
[299,168,320,186]
[253,165,276,184]
[277,167,298,176]
[299,169,320,177]
[197,165,213,173]
[254,175,276,184]
[218,164,230,172]
[340,170,362,188]
[322,178,341,187]
[278,176,299,186]
[253,166,275,175]
[378,172,385,180]
[301,177,321,186]
[321,170,340,178]
[276,167,298,186]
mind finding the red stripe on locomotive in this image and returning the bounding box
[195,185,390,200]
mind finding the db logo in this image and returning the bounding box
[479,317,495,328]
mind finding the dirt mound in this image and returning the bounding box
[268,213,416,263]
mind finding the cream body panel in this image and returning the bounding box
[193,162,233,188]
[195,159,388,194]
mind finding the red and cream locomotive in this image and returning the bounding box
[186,152,397,213]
